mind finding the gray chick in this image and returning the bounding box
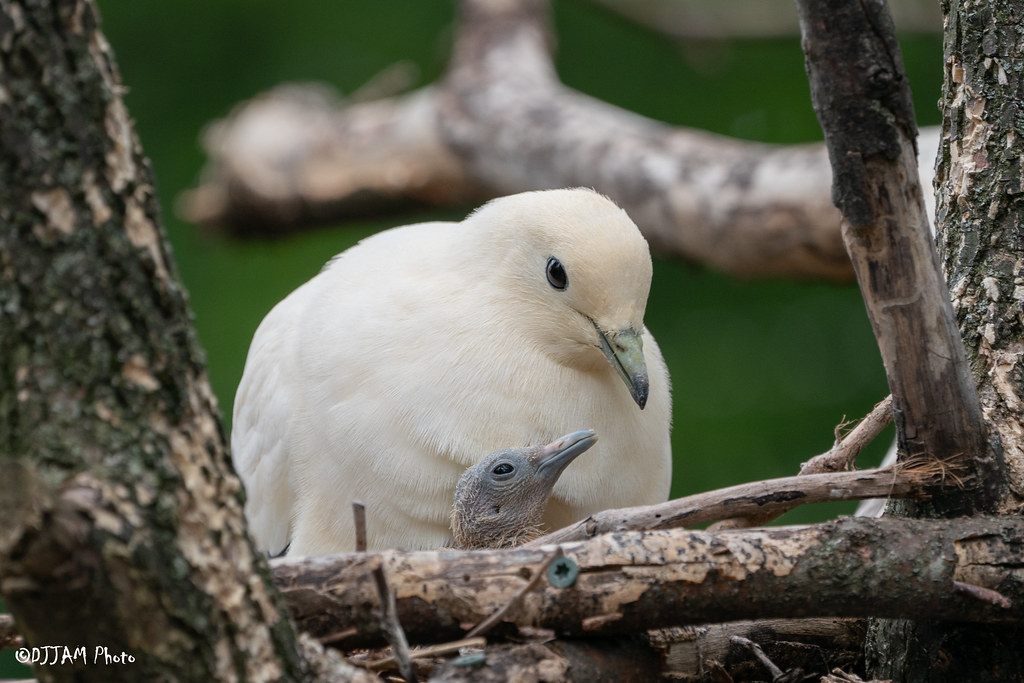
[451,430,598,549]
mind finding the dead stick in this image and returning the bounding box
[353,500,367,553]
[529,465,938,547]
[371,563,415,683]
[730,635,785,680]
[953,580,1013,609]
[366,637,487,672]
[317,627,359,646]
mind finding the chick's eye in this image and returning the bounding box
[492,462,515,476]
[546,256,568,291]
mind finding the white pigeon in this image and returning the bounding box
[231,188,672,555]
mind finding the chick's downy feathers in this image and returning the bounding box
[452,430,598,549]
[232,188,672,555]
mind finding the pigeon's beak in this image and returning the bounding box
[595,325,650,409]
[536,430,598,478]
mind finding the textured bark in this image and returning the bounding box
[179,0,889,281]
[934,0,1024,515]
[0,1,309,680]
[274,516,1024,651]
[863,0,1024,680]
[794,0,1003,518]
[795,0,1023,679]
[797,0,1003,519]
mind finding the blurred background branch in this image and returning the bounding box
[176,0,941,283]
[589,0,940,39]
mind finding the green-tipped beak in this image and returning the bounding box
[536,430,598,476]
[596,325,650,409]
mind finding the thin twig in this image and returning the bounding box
[316,627,359,645]
[353,500,367,553]
[532,464,938,545]
[952,580,1012,609]
[366,637,487,671]
[802,395,893,474]
[730,635,785,680]
[465,547,564,639]
[711,395,894,530]
[371,562,415,683]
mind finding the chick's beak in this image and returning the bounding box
[595,325,650,409]
[536,430,598,477]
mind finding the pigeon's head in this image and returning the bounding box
[469,188,654,408]
[451,430,598,549]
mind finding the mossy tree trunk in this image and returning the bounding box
[0,0,309,680]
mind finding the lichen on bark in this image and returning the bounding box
[934,0,1024,513]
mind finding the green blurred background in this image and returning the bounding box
[6,0,948,674]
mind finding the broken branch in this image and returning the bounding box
[712,395,895,530]
[802,395,894,475]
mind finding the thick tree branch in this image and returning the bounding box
[273,516,1024,650]
[177,0,951,280]
[852,0,1024,677]
[180,85,492,231]
[435,0,844,279]
[795,0,1004,516]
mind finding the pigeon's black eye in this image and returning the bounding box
[546,257,568,291]
[492,462,515,476]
